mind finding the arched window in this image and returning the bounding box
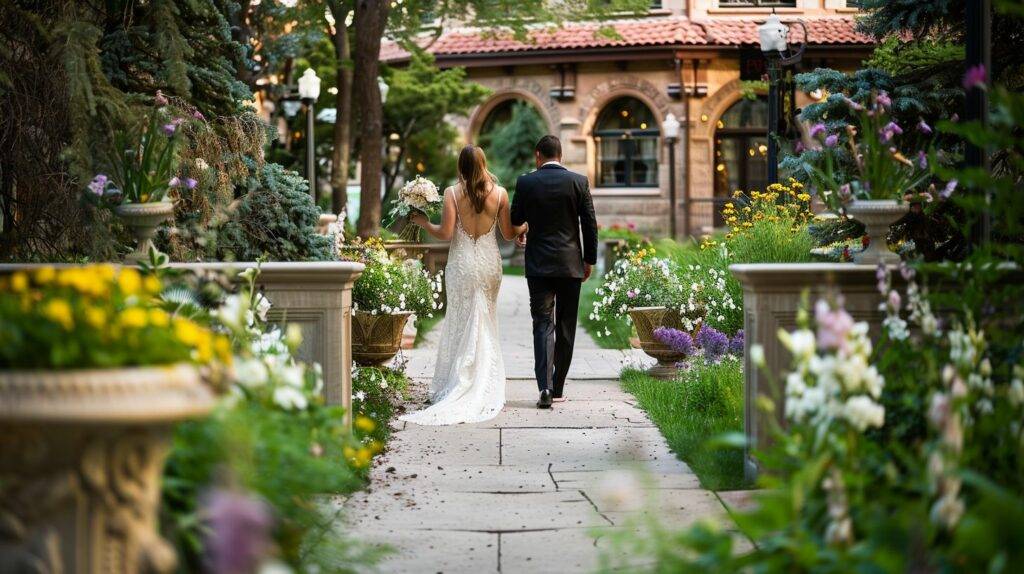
[594,97,659,188]
[713,97,768,225]
[476,99,547,190]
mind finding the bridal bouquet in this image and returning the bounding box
[385,176,441,240]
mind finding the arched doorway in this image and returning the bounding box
[593,96,659,188]
[475,99,547,190]
[713,97,769,226]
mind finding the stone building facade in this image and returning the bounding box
[381,0,874,238]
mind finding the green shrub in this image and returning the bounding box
[727,218,816,264]
[215,161,334,261]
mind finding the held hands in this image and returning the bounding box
[515,233,527,247]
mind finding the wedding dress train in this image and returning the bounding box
[399,193,506,425]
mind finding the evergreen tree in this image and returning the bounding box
[480,101,548,194]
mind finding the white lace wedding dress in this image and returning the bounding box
[399,192,506,425]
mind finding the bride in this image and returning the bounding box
[399,145,528,425]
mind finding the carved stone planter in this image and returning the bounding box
[352,311,413,366]
[114,201,175,262]
[845,199,908,265]
[316,213,338,235]
[627,306,687,380]
[0,364,213,573]
[730,263,895,481]
[0,262,365,422]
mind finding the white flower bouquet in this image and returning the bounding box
[385,176,441,239]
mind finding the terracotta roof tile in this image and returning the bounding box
[380,17,871,62]
[700,17,873,46]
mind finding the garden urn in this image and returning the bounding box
[0,364,214,573]
[627,306,688,379]
[845,199,909,265]
[352,311,414,366]
[115,201,175,262]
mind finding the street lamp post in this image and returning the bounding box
[758,14,806,186]
[662,113,681,239]
[298,68,322,203]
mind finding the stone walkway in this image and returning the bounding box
[344,276,733,573]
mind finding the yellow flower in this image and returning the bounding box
[797,193,811,202]
[354,447,373,467]
[117,268,143,295]
[119,307,149,329]
[85,307,106,329]
[148,308,169,327]
[343,446,357,461]
[355,415,377,433]
[43,299,74,330]
[369,440,384,454]
[34,267,56,285]
[214,336,233,365]
[144,275,162,295]
[174,318,203,345]
[10,272,28,293]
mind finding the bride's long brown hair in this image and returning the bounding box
[457,145,495,213]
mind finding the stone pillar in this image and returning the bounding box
[0,365,213,573]
[730,263,895,482]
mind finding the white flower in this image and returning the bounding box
[254,293,272,322]
[1009,378,1024,407]
[280,364,305,388]
[233,357,268,388]
[843,396,885,431]
[273,386,308,410]
[750,344,765,366]
[194,158,209,171]
[780,328,816,360]
[353,390,367,402]
[216,294,253,330]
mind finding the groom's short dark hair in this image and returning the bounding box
[535,135,561,160]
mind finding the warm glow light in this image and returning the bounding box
[620,110,629,118]
[700,114,709,122]
[758,144,768,155]
[639,122,647,129]
[716,164,725,172]
[717,120,725,129]
[748,148,756,157]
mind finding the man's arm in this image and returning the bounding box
[577,176,598,269]
[510,176,527,226]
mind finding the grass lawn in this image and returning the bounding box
[621,361,749,491]
[502,264,525,276]
[579,274,633,349]
[413,312,444,347]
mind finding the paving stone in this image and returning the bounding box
[343,275,733,572]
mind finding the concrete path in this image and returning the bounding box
[345,276,731,573]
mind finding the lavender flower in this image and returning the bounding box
[154,90,169,106]
[728,330,744,356]
[809,123,827,138]
[917,151,928,169]
[917,119,933,135]
[875,91,892,109]
[203,489,273,574]
[168,176,181,188]
[185,177,198,189]
[879,121,903,143]
[824,133,839,148]
[843,96,864,112]
[193,110,206,121]
[795,140,805,154]
[653,327,694,356]
[940,179,958,199]
[962,64,987,90]
[695,325,729,363]
[160,117,183,137]
[88,174,109,196]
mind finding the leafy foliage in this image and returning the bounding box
[479,101,548,192]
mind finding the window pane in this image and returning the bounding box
[719,98,768,130]
[630,138,658,186]
[597,138,627,186]
[596,97,658,132]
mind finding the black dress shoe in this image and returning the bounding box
[537,389,553,409]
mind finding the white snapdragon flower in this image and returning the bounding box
[780,328,816,361]
[254,293,272,322]
[843,396,885,431]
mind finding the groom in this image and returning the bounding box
[511,135,598,409]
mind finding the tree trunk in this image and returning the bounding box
[354,0,388,238]
[328,1,353,216]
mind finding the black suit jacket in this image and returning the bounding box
[511,164,598,279]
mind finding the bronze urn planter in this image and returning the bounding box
[352,311,414,366]
[627,306,690,380]
[0,364,214,573]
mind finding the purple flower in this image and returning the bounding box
[203,489,273,574]
[917,151,928,169]
[876,91,892,109]
[794,141,805,154]
[838,183,852,202]
[809,123,827,138]
[185,177,198,189]
[88,174,109,196]
[627,289,637,299]
[728,330,744,356]
[155,90,168,106]
[899,260,916,281]
[879,121,903,143]
[193,110,206,121]
[695,325,729,363]
[940,179,958,199]
[917,119,933,135]
[843,96,864,112]
[653,327,694,357]
[887,289,902,311]
[168,176,181,188]
[161,118,183,137]
[824,133,839,148]
[962,64,987,90]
